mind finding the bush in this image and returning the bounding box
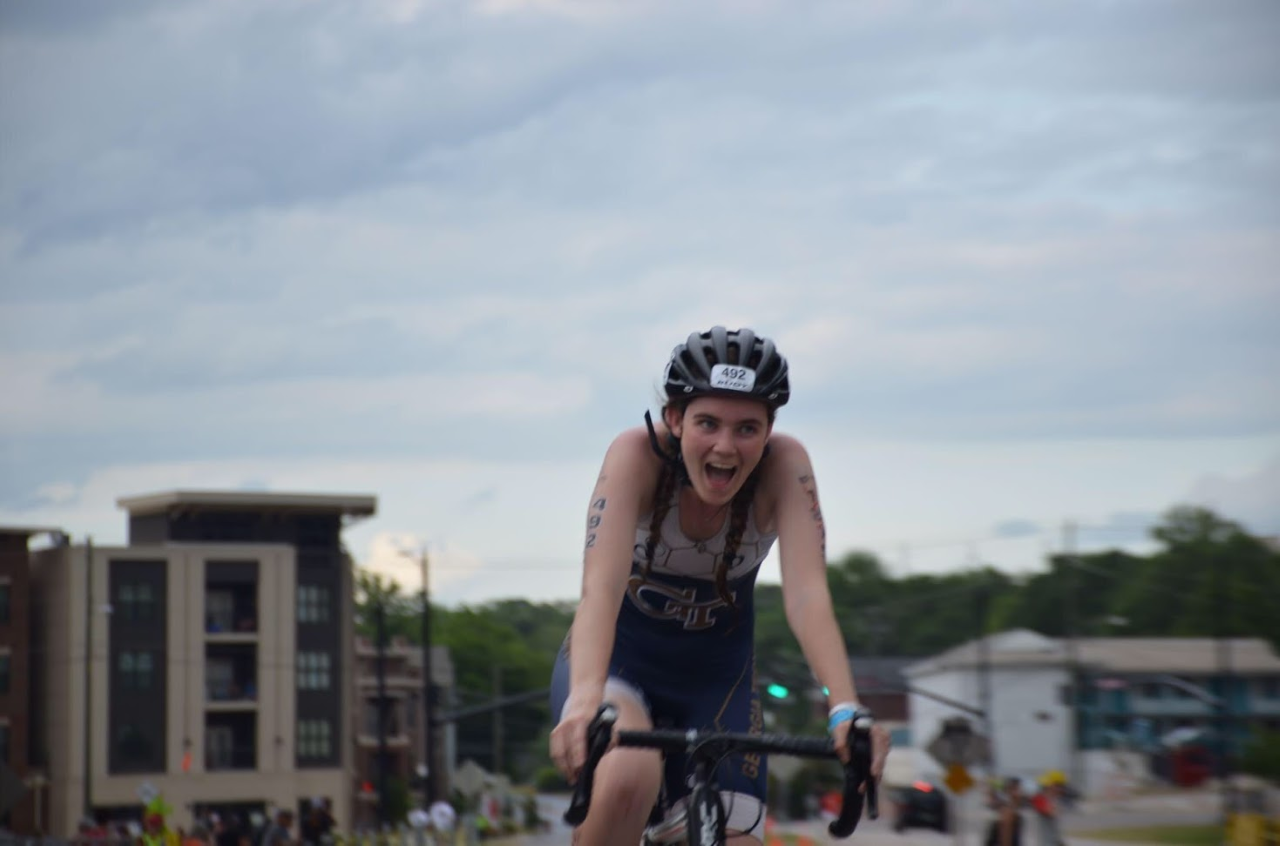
[534,765,571,792]
[1238,730,1280,782]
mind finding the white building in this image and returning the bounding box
[905,629,1069,785]
[903,628,1280,792]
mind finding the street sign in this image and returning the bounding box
[943,763,974,795]
[453,760,488,797]
[925,717,991,768]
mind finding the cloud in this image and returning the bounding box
[2,0,1278,598]
[992,519,1043,540]
[1184,457,1280,537]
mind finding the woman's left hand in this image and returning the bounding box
[832,719,891,785]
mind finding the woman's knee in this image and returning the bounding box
[593,746,663,813]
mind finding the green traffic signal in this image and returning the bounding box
[765,683,790,699]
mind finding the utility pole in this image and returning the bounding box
[1063,521,1083,789]
[976,580,994,773]
[1214,553,1233,829]
[83,536,94,820]
[418,547,436,804]
[375,599,389,828]
[492,666,504,776]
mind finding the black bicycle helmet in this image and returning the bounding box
[663,325,790,408]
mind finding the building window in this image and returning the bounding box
[0,653,9,694]
[207,591,235,632]
[113,724,155,768]
[298,585,331,624]
[117,651,155,691]
[118,582,158,622]
[1140,682,1162,699]
[0,721,9,764]
[297,653,331,690]
[0,580,10,625]
[1258,678,1280,700]
[206,725,234,769]
[298,720,332,759]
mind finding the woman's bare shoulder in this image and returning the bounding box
[597,425,664,502]
[761,431,813,480]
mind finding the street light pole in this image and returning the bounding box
[419,547,436,805]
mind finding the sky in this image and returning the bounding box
[2,0,1278,607]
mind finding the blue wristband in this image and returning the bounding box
[828,708,856,733]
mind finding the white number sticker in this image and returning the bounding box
[709,363,757,393]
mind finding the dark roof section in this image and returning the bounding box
[0,525,64,539]
[849,656,915,692]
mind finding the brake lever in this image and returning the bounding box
[857,714,879,821]
[827,714,877,838]
[563,704,618,826]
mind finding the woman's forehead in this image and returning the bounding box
[685,396,769,422]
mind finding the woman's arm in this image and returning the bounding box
[770,435,858,707]
[550,427,655,776]
[770,435,888,776]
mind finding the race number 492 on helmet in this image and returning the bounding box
[663,326,790,408]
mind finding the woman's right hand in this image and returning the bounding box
[549,686,605,784]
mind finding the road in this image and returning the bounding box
[518,793,1218,845]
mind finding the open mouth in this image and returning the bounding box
[705,463,738,488]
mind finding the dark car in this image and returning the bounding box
[892,780,949,833]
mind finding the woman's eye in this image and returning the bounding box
[737,425,759,436]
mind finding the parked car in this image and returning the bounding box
[892,779,949,833]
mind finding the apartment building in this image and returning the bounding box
[351,637,455,830]
[27,490,374,836]
[0,525,63,834]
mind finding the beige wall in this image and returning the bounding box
[37,543,352,836]
[31,546,74,834]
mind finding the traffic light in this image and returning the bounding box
[765,683,790,699]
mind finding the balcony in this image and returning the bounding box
[206,643,258,707]
[206,712,256,771]
[205,584,257,636]
[356,696,411,748]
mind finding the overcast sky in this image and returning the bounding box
[3,0,1278,606]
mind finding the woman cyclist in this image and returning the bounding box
[549,326,890,844]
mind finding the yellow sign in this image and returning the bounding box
[944,763,974,794]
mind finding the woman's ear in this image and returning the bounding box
[663,405,683,438]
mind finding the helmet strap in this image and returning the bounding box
[643,410,691,485]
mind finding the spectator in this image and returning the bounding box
[1032,771,1068,846]
[985,777,1024,846]
[260,810,293,846]
[300,799,334,846]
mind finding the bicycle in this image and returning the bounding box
[564,703,879,845]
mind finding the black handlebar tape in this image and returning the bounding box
[828,718,877,838]
[827,757,866,838]
[563,705,618,826]
[616,730,835,758]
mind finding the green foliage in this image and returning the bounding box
[1238,730,1280,782]
[383,776,411,825]
[533,765,570,792]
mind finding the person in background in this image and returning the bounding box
[1031,771,1068,846]
[299,799,334,846]
[260,810,294,846]
[985,777,1024,846]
